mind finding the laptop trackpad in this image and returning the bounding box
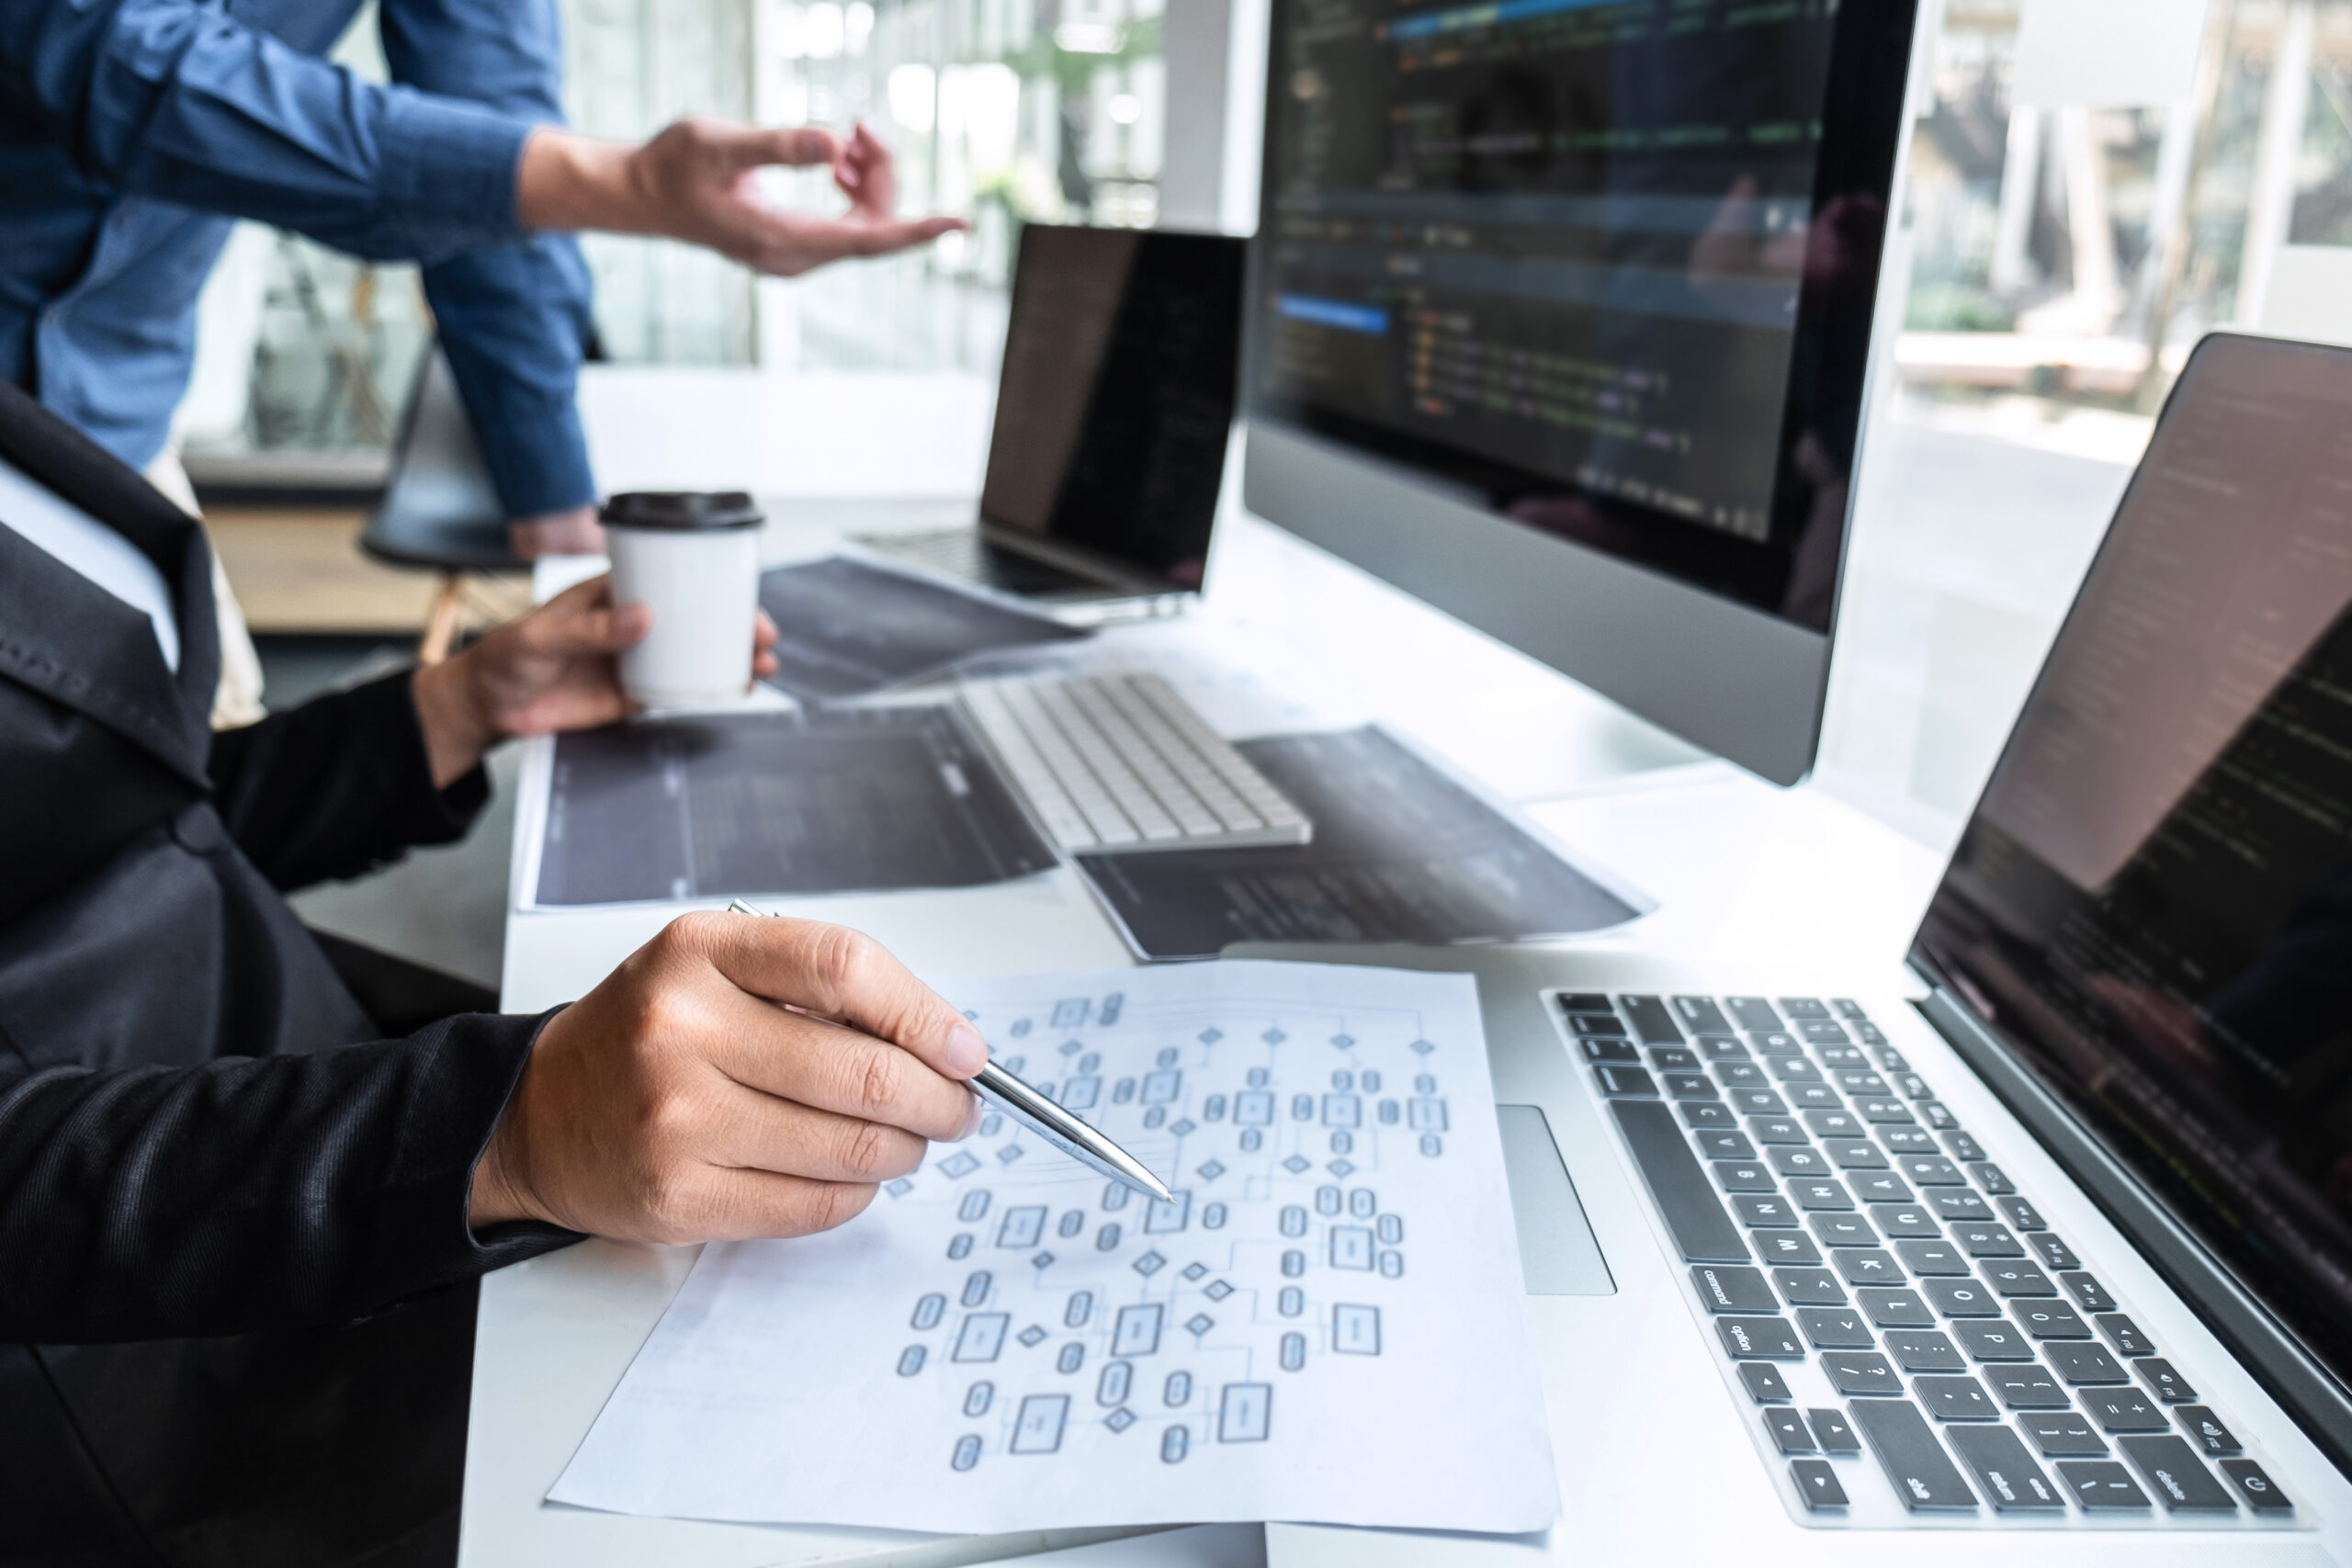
[1499,1105,1615,1296]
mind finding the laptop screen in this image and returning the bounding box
[979,225,1245,591]
[1911,333,2352,1400]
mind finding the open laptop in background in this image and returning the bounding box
[854,223,1246,616]
[1264,333,2352,1562]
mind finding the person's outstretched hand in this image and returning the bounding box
[469,912,988,1242]
[410,573,780,787]
[519,118,967,276]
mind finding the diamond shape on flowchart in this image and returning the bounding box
[1134,1251,1167,1277]
[1182,1262,1210,1280]
[1330,1033,1355,1049]
[1328,1159,1356,1178]
[1185,1314,1216,1337]
[1196,1159,1227,1182]
[1282,1156,1312,1175]
[885,1179,913,1197]
[1410,1039,1436,1055]
[1262,1029,1287,1044]
[996,1145,1024,1165]
[1170,1119,1196,1138]
[938,1152,980,1179]
[1059,1039,1083,1056]
[1204,1280,1235,1302]
[1199,1028,1223,1044]
[1105,1406,1136,1432]
[1032,1252,1055,1269]
[1017,1325,1048,1348]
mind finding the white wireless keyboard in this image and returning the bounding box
[957,671,1313,854]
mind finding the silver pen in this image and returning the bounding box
[727,901,1172,1202]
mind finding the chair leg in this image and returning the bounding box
[419,573,465,665]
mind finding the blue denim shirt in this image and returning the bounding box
[0,0,597,515]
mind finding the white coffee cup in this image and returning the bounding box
[600,491,764,708]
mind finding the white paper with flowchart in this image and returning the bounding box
[548,961,1560,1534]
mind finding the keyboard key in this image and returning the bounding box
[1952,1321,2037,1361]
[1849,1172,1916,1205]
[1984,1364,2069,1409]
[1968,1162,2015,1194]
[1920,1278,2001,1318]
[1620,995,1683,1044]
[1799,1021,1850,1046]
[1789,1457,1849,1510]
[1680,1102,1737,1130]
[1804,1109,1862,1137]
[2015,1301,2092,1338]
[1671,996,1734,1034]
[1795,1307,1875,1348]
[1810,1406,1861,1452]
[1816,1045,1868,1068]
[1922,1103,1961,1132]
[1787,1085,1843,1111]
[1767,1145,1831,1178]
[1894,1239,1969,1275]
[1594,1066,1656,1097]
[1947,1424,2064,1511]
[2218,1458,2293,1514]
[1867,1034,1900,1061]
[1883,1330,1965,1372]
[1559,993,1616,1018]
[1823,1138,1886,1169]
[2136,1359,2196,1404]
[1915,1374,1999,1421]
[1897,1074,1935,1100]
[1569,1010,1626,1036]
[1667,1073,1720,1100]
[1993,1195,2045,1231]
[1790,1179,1854,1212]
[1610,1101,1749,1263]
[1739,1362,1792,1404]
[1982,1261,2057,1298]
[1809,1213,1878,1248]
[1726,998,1782,1032]
[2058,1273,2116,1314]
[1820,1351,1903,1397]
[1733,1194,1797,1227]
[2045,1342,2131,1385]
[1780,997,1831,1020]
[1951,1222,2023,1258]
[1880,1127,1937,1155]
[1695,1129,1756,1161]
[2084,1390,2169,1433]
[1835,1070,1890,1098]
[2020,1409,2109,1455]
[1871,1203,1939,1238]
[1690,1265,1778,1314]
[1713,1060,1766,1089]
[1832,998,1869,1020]
[1857,1099,1916,1125]
[1750,1032,1804,1056]
[1726,1089,1788,1116]
[1649,1046,1702,1072]
[2027,1232,2081,1270]
[2096,1314,2156,1357]
[1942,1132,1987,1163]
[1753,1231,1826,1266]
[1716,1316,1804,1359]
[1858,1288,1935,1327]
[1899,1156,1965,1187]
[2176,1406,2242,1457]
[1581,1038,1641,1065]
[1749,1116,1807,1145]
[1928,1191,1994,1223]
[2119,1434,2238,1512]
[2056,1460,2149,1510]
[1699,1037,1750,1062]
[1832,1249,1905,1288]
[1763,1407,1815,1454]
[1768,1056,1823,1083]
[1850,1398,1978,1509]
[1712,1160,1776,1193]
[1773,1268,1847,1306]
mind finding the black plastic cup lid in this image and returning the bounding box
[598,491,763,531]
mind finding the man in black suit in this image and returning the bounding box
[0,379,989,1560]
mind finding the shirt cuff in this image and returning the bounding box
[374,89,535,254]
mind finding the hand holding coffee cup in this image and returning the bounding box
[600,491,766,707]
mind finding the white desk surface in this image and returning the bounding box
[462,496,1947,1568]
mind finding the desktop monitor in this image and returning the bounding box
[1241,0,1923,784]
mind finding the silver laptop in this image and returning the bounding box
[1258,333,2352,1560]
[855,223,1245,615]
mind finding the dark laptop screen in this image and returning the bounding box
[1912,333,2352,1395]
[980,225,1244,591]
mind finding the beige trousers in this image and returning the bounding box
[143,449,268,728]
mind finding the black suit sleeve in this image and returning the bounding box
[207,670,490,891]
[0,1010,581,1344]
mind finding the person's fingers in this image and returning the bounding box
[725,124,841,172]
[630,1163,879,1245]
[698,981,978,1143]
[520,588,649,656]
[753,608,778,649]
[700,1083,935,1183]
[840,216,968,257]
[686,912,989,1081]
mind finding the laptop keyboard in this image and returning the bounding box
[1563,991,2303,1528]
